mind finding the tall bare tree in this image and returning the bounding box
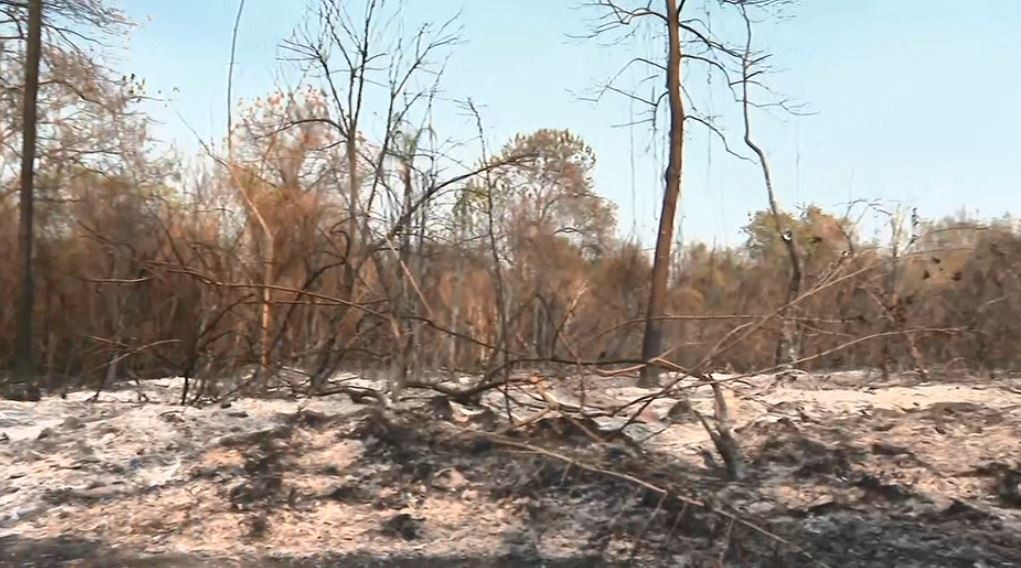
[580,0,688,387]
[1,0,132,395]
[225,0,277,376]
[12,0,43,394]
[584,0,796,385]
[583,0,697,386]
[736,3,802,367]
[639,0,685,386]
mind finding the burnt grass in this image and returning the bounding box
[3,396,1020,567]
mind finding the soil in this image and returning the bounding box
[1,370,1020,567]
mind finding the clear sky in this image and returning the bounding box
[118,0,1021,249]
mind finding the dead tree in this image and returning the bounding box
[640,0,686,387]
[736,3,803,368]
[875,205,928,380]
[580,0,690,388]
[281,0,458,388]
[225,0,276,381]
[583,0,796,385]
[12,0,42,396]
[1,0,131,395]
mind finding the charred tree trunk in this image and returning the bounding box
[640,0,685,387]
[12,0,43,396]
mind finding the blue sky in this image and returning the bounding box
[119,0,1021,248]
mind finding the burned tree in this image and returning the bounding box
[280,0,461,393]
[736,2,803,367]
[583,0,799,384]
[12,0,42,395]
[1,0,134,397]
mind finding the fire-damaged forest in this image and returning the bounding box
[1,1,1020,567]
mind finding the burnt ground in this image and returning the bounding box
[0,536,611,568]
[1,371,1020,567]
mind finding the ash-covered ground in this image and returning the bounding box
[1,370,1020,567]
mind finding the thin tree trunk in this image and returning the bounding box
[739,5,802,368]
[345,135,360,297]
[13,0,43,395]
[881,225,900,381]
[640,0,685,387]
[879,215,927,381]
[226,0,274,385]
[450,255,463,369]
[394,158,415,401]
[260,250,274,373]
[415,191,428,368]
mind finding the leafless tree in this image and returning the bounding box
[224,0,277,379]
[11,0,42,397]
[2,0,133,396]
[640,0,686,388]
[582,0,797,385]
[279,0,455,387]
[736,2,802,367]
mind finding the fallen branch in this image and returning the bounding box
[486,434,832,568]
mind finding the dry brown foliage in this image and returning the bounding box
[2,2,1019,397]
[2,106,1019,393]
